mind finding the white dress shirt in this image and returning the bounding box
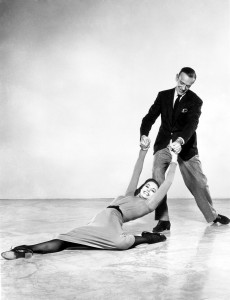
[173,89,185,145]
[173,89,185,107]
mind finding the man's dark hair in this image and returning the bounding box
[179,67,196,80]
[134,178,160,196]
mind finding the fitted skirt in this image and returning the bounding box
[58,208,135,250]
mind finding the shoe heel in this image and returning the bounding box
[166,224,171,230]
[25,252,33,259]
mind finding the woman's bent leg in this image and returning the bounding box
[131,234,166,248]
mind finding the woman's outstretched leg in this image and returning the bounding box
[27,239,70,254]
[1,239,93,260]
[27,239,97,253]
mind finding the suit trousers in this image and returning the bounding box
[152,148,218,222]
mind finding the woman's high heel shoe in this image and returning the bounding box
[141,231,167,243]
[1,246,33,260]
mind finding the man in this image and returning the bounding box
[140,67,229,232]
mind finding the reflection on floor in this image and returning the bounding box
[1,198,230,300]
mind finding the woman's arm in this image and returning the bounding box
[125,139,150,196]
[147,146,177,211]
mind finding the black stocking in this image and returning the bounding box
[132,236,149,247]
[28,239,72,254]
[15,239,93,254]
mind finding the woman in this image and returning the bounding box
[1,139,178,260]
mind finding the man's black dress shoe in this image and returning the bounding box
[213,214,230,225]
[152,220,171,232]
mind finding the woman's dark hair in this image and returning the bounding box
[134,178,160,196]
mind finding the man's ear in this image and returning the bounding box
[175,74,179,82]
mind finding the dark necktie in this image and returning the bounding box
[172,94,182,121]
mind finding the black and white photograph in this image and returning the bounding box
[1,0,230,299]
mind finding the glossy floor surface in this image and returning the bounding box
[1,198,230,300]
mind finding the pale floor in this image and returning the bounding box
[0,198,230,300]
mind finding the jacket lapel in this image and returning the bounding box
[167,88,175,125]
[173,92,189,123]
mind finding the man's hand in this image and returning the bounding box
[140,135,151,150]
[168,141,178,163]
[171,137,184,154]
[171,141,182,154]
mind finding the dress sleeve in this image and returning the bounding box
[125,149,148,196]
[147,162,177,211]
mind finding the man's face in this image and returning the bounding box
[175,72,196,95]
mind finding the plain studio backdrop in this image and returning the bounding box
[0,0,229,199]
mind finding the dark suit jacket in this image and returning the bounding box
[140,88,203,161]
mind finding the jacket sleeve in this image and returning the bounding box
[140,93,161,137]
[177,99,202,144]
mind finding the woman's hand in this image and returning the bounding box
[140,135,151,151]
[168,141,178,163]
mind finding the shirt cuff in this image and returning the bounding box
[176,137,185,145]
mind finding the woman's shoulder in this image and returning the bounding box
[116,195,125,200]
[109,195,125,204]
[117,193,138,200]
[111,194,136,204]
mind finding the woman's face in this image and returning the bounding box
[139,181,158,200]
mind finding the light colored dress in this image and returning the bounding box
[58,196,149,250]
[58,163,176,250]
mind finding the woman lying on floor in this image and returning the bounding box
[1,138,178,260]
